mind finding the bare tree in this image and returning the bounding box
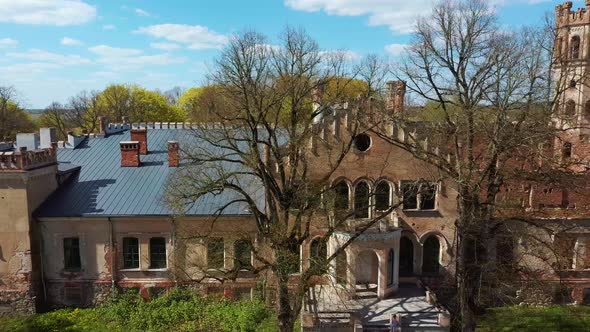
[377,0,582,330]
[39,102,70,140]
[166,28,396,332]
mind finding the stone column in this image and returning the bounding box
[377,249,387,299]
[346,247,357,297]
[415,242,423,275]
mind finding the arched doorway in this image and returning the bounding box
[356,250,378,284]
[399,236,414,276]
[423,236,441,275]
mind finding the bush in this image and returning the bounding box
[477,305,590,331]
[0,288,277,332]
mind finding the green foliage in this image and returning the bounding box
[477,305,590,331]
[0,288,277,332]
[0,101,37,141]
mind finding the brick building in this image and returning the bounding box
[1,3,590,329]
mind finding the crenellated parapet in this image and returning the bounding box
[0,146,57,171]
[556,2,590,26]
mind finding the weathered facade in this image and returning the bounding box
[2,3,590,329]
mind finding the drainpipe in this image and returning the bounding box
[108,217,115,295]
[171,217,178,288]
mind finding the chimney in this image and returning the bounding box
[39,128,56,149]
[120,141,140,167]
[386,80,406,114]
[98,116,107,136]
[168,141,179,167]
[16,133,39,151]
[130,129,148,155]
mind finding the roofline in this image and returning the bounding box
[36,213,253,221]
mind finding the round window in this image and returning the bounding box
[353,133,371,152]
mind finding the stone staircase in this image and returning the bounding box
[354,283,378,300]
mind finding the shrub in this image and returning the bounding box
[0,288,277,332]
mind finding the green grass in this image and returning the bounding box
[0,288,278,332]
[477,305,590,332]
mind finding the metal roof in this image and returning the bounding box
[36,129,262,218]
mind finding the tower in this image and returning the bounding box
[0,140,58,314]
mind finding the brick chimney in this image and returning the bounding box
[98,116,107,136]
[168,141,179,167]
[130,129,148,155]
[386,80,406,114]
[120,141,140,167]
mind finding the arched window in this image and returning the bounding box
[387,249,395,286]
[333,181,349,210]
[399,236,414,276]
[571,36,581,59]
[309,237,327,273]
[336,250,348,285]
[285,243,301,274]
[354,182,370,218]
[563,142,572,160]
[375,181,391,211]
[423,236,441,275]
[234,240,253,270]
[584,101,590,121]
[565,100,576,119]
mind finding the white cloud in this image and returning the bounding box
[135,8,150,17]
[150,42,181,50]
[0,38,18,49]
[88,44,187,70]
[319,50,361,61]
[0,0,96,26]
[285,0,555,34]
[7,49,92,65]
[384,43,407,56]
[285,0,434,34]
[102,24,115,30]
[134,24,228,50]
[0,62,61,76]
[60,37,83,46]
[88,45,143,57]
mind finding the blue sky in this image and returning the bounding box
[0,0,576,108]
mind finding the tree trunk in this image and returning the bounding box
[277,278,295,332]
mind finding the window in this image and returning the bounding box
[585,101,590,122]
[123,237,139,269]
[309,237,327,273]
[207,238,225,270]
[63,237,81,271]
[234,240,253,270]
[333,181,349,210]
[285,243,301,274]
[554,234,575,270]
[401,181,437,210]
[149,237,167,269]
[571,36,581,59]
[565,100,576,119]
[423,236,441,274]
[354,182,370,218]
[387,249,395,286]
[419,183,437,210]
[375,181,391,211]
[563,142,572,160]
[353,133,372,152]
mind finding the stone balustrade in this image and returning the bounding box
[0,147,57,171]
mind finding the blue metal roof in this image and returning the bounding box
[36,129,262,217]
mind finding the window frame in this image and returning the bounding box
[234,239,253,271]
[122,237,140,270]
[148,237,167,270]
[353,181,371,219]
[63,237,82,272]
[207,237,225,270]
[400,180,438,211]
[375,180,392,211]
